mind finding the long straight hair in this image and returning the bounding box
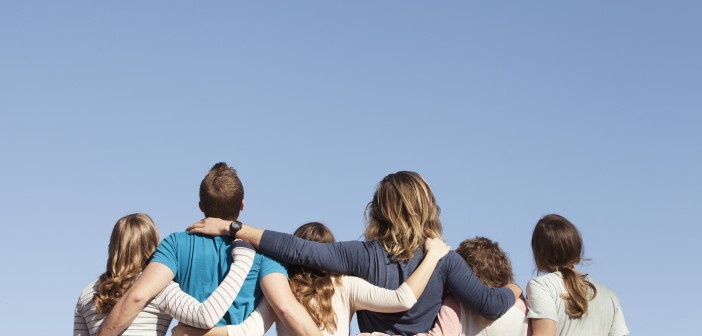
[93,213,160,313]
[364,171,442,262]
[288,222,341,333]
[531,214,597,318]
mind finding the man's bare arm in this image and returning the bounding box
[97,262,174,336]
[187,219,263,249]
[261,273,322,336]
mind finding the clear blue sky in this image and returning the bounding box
[1,1,700,335]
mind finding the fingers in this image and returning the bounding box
[186,219,206,233]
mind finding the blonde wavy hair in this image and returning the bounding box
[93,213,160,313]
[364,171,442,262]
[288,222,341,333]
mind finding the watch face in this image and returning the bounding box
[230,221,242,237]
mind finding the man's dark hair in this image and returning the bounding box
[199,162,244,220]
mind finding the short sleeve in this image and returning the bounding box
[151,233,179,277]
[258,253,288,280]
[608,295,629,336]
[526,278,557,321]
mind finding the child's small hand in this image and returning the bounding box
[424,237,451,259]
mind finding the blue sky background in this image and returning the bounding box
[1,1,700,335]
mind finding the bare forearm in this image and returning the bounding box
[187,219,264,249]
[97,293,146,336]
[262,273,321,336]
[236,225,264,249]
[98,262,174,336]
[274,303,322,336]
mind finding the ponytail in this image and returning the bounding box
[559,266,597,318]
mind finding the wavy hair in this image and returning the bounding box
[531,214,597,318]
[456,237,514,288]
[93,213,160,313]
[364,171,442,262]
[288,222,341,333]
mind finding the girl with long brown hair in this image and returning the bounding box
[74,213,258,335]
[172,221,450,336]
[527,214,629,336]
[189,171,522,334]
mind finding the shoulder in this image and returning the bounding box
[529,272,562,287]
[79,278,100,298]
[257,252,288,276]
[527,273,565,298]
[161,231,213,243]
[587,277,621,302]
[76,278,100,309]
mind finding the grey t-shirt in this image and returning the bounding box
[527,272,629,336]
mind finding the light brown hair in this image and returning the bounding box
[532,214,597,318]
[456,237,514,288]
[199,162,244,221]
[288,222,341,333]
[93,213,160,313]
[364,171,442,262]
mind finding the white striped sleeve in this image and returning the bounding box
[226,298,275,336]
[73,298,89,336]
[155,240,256,328]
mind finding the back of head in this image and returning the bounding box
[455,237,514,288]
[531,214,596,318]
[364,171,442,262]
[199,162,244,221]
[94,213,160,313]
[289,222,339,333]
[293,222,336,244]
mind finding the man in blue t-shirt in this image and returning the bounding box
[98,162,320,336]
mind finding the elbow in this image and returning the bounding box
[398,297,417,311]
[198,312,218,329]
[124,289,152,306]
[273,304,295,322]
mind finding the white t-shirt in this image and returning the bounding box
[461,297,528,336]
[527,272,629,336]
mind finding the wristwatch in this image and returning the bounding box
[229,220,243,238]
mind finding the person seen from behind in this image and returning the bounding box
[527,214,629,336]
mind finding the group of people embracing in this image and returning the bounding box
[74,162,629,336]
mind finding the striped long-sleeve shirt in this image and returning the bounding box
[73,241,256,336]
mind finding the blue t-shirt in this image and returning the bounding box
[152,231,287,326]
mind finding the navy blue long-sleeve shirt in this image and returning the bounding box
[259,230,515,335]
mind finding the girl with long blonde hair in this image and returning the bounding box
[74,213,257,335]
[527,214,629,336]
[189,171,522,334]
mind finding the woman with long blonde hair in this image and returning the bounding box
[74,213,257,335]
[527,214,628,336]
[189,171,522,334]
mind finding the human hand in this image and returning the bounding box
[424,238,450,260]
[186,217,231,237]
[504,283,523,301]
